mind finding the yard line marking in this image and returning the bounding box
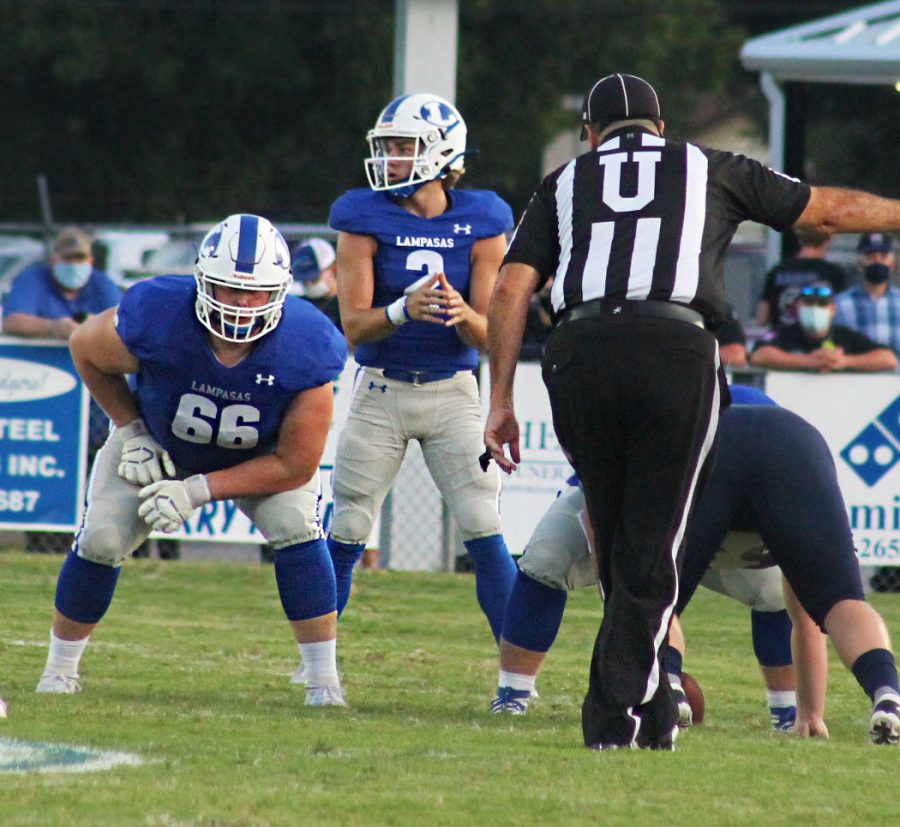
[0,738,142,774]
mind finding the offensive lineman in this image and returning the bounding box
[491,396,900,746]
[324,93,517,642]
[35,215,350,706]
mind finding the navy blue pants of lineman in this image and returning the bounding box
[676,404,865,627]
[542,313,722,747]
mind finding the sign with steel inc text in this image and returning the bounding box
[480,361,574,555]
[765,372,900,566]
[0,339,89,531]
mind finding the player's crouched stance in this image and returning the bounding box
[35,214,350,707]
[492,405,900,747]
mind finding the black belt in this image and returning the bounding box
[560,299,705,329]
[380,368,460,385]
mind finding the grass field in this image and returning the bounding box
[1,548,898,827]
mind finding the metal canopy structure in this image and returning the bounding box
[740,1,900,264]
[742,1,900,86]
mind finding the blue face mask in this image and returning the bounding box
[52,261,92,289]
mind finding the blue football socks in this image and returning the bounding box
[852,648,900,702]
[501,570,567,652]
[463,534,517,642]
[326,536,365,616]
[274,538,337,621]
[55,550,121,624]
[751,608,793,667]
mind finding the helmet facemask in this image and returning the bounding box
[193,214,292,344]
[194,272,289,343]
[364,94,467,198]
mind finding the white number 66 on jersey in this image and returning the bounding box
[171,393,260,449]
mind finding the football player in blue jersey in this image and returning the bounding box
[324,93,517,644]
[491,391,900,746]
[35,214,350,707]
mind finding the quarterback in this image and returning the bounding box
[35,214,350,707]
[324,93,517,642]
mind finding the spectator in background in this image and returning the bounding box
[755,227,848,328]
[2,227,123,555]
[717,304,748,368]
[834,233,900,357]
[751,282,897,373]
[1,226,122,340]
[290,237,341,332]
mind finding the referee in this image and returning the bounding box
[485,72,900,751]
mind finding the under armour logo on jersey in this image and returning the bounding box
[368,381,388,394]
[454,223,472,235]
[613,306,622,314]
[255,374,275,385]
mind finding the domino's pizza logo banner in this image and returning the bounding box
[765,373,900,565]
[841,396,900,487]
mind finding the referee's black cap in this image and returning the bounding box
[581,73,661,139]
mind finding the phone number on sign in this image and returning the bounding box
[856,536,900,562]
[0,489,40,512]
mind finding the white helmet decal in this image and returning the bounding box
[365,93,468,197]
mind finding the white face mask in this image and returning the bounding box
[52,261,92,289]
[797,305,832,337]
[300,278,332,300]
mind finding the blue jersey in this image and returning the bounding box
[116,276,347,474]
[728,384,777,406]
[329,187,513,371]
[3,263,122,319]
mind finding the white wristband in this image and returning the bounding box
[385,296,410,326]
[184,474,212,508]
[118,418,148,440]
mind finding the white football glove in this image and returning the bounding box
[118,418,176,485]
[138,475,211,533]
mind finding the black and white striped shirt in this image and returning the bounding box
[504,126,810,327]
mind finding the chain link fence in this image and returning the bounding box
[6,398,900,590]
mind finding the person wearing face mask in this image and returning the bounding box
[750,281,897,373]
[833,233,900,358]
[289,237,341,333]
[1,226,122,341]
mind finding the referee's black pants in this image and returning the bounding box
[542,314,722,747]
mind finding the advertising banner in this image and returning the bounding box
[765,372,900,565]
[480,362,573,555]
[0,339,89,531]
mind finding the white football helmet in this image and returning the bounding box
[193,214,292,343]
[365,93,467,197]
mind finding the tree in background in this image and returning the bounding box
[0,0,893,225]
[0,0,394,223]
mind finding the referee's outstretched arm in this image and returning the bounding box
[797,186,900,235]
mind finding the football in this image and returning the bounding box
[0,697,7,719]
[682,672,705,725]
